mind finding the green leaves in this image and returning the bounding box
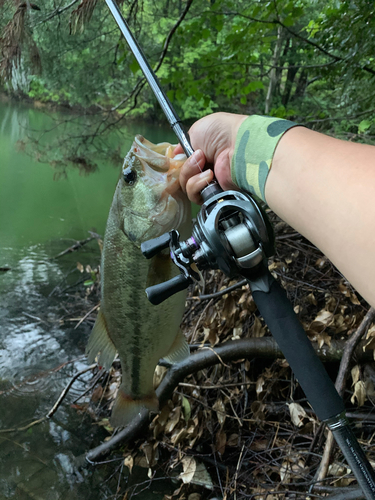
[358,119,373,134]
[129,56,140,75]
[242,81,264,94]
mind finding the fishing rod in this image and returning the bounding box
[105,1,375,498]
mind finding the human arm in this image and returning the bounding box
[177,112,375,307]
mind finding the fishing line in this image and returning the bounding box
[189,150,211,188]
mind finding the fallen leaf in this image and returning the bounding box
[124,454,133,473]
[252,316,266,338]
[165,407,181,434]
[189,462,214,490]
[213,398,226,426]
[351,365,360,386]
[351,380,366,406]
[256,376,265,397]
[180,457,196,484]
[227,433,239,447]
[215,429,226,455]
[288,402,307,428]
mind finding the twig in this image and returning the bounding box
[36,0,79,24]
[47,364,96,418]
[187,279,248,301]
[74,303,100,329]
[313,307,375,486]
[178,381,255,390]
[153,0,193,74]
[189,298,213,343]
[50,236,95,260]
[72,367,105,404]
[234,443,245,500]
[0,417,47,434]
[335,307,375,392]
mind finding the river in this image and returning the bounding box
[0,99,177,499]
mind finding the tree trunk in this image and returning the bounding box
[294,68,308,98]
[265,26,284,114]
[282,65,298,106]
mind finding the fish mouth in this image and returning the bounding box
[131,135,186,203]
[132,135,185,175]
[133,135,175,171]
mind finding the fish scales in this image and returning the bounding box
[86,135,191,427]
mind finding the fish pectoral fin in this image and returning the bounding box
[86,309,117,370]
[163,330,190,364]
[110,385,159,428]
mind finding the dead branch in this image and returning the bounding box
[317,485,365,500]
[47,364,96,418]
[153,0,193,74]
[50,234,100,259]
[85,336,374,462]
[187,279,248,301]
[313,307,375,486]
[36,0,80,24]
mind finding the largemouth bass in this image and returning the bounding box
[86,135,191,427]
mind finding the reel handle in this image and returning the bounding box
[141,233,171,259]
[145,274,192,305]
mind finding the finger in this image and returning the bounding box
[180,149,206,193]
[173,144,184,156]
[186,169,214,205]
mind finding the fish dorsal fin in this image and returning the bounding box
[86,309,117,370]
[163,330,190,364]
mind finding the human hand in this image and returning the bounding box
[174,112,247,204]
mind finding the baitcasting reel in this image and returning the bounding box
[141,184,275,305]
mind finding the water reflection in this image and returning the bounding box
[0,243,112,499]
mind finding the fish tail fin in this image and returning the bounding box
[110,384,159,428]
[86,309,117,370]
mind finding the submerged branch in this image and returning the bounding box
[85,336,373,462]
[50,234,99,260]
[47,364,97,418]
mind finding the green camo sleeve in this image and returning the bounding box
[231,115,299,203]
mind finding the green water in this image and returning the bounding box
[0,100,177,499]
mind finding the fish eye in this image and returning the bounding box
[123,167,137,185]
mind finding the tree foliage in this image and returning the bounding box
[1,0,375,160]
